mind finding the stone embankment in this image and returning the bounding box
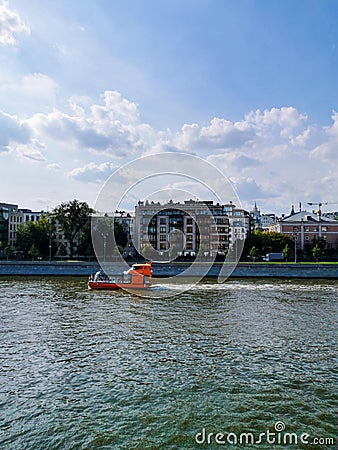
[0,261,337,278]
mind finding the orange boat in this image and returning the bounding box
[88,262,152,290]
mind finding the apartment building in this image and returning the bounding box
[134,200,231,258]
[223,201,253,246]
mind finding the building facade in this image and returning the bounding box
[0,203,18,247]
[269,210,338,251]
[0,202,47,249]
[223,201,253,246]
[134,200,233,258]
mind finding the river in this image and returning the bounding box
[0,278,337,449]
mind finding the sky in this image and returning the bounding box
[1,0,338,215]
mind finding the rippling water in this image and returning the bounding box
[0,277,337,449]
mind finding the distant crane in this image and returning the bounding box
[307,202,338,218]
[307,202,327,216]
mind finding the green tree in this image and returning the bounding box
[282,244,292,262]
[312,243,323,262]
[249,245,260,261]
[16,216,52,259]
[53,200,94,258]
[57,243,68,259]
[77,225,95,259]
[4,244,13,260]
[91,216,128,260]
[114,221,128,248]
[28,243,40,260]
[244,231,294,257]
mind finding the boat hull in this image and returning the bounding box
[88,281,151,290]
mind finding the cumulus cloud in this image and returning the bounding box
[173,117,255,152]
[0,1,30,46]
[0,111,31,151]
[0,110,46,161]
[245,107,307,134]
[28,90,156,157]
[241,107,310,150]
[68,162,117,183]
[311,111,338,160]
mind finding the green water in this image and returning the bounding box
[0,278,337,449]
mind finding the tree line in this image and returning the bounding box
[9,200,127,261]
[244,230,333,262]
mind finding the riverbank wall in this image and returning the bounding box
[0,261,337,278]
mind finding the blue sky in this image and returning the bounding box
[1,0,338,214]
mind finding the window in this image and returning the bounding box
[160,235,166,241]
[160,218,166,224]
[186,218,193,225]
[160,226,166,233]
[216,218,226,224]
[186,226,193,233]
[322,226,328,232]
[160,243,166,250]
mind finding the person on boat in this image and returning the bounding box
[94,270,103,282]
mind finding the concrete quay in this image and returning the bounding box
[0,261,337,278]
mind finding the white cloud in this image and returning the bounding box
[27,90,156,158]
[311,111,338,161]
[244,107,308,146]
[68,162,117,183]
[0,1,30,46]
[16,138,45,161]
[0,111,31,151]
[172,117,255,152]
[47,163,61,170]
